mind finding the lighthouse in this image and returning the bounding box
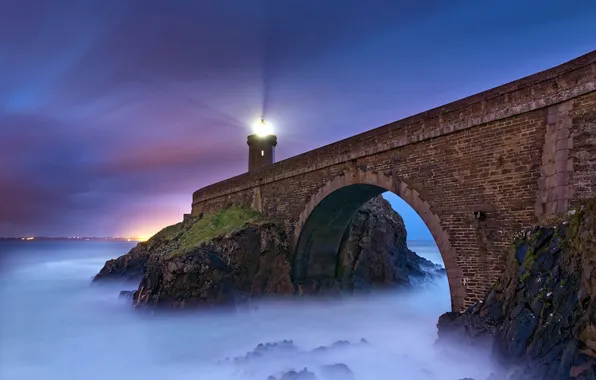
[247,117,277,171]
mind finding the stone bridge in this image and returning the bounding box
[191,51,596,311]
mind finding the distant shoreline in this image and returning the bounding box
[0,237,143,242]
[1,237,437,244]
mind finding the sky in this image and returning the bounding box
[1,0,595,239]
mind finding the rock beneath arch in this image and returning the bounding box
[336,195,444,291]
[93,197,444,309]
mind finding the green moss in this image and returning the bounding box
[536,287,547,300]
[168,206,266,257]
[523,247,536,270]
[152,222,184,242]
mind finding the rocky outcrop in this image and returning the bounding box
[319,363,355,380]
[133,221,294,308]
[437,199,596,380]
[94,196,444,309]
[92,221,185,283]
[275,369,317,380]
[337,196,443,291]
[92,242,150,283]
[223,339,362,380]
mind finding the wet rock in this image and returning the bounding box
[437,198,596,380]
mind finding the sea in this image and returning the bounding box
[0,240,499,380]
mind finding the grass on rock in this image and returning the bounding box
[166,206,267,257]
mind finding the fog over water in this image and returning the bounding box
[0,241,499,380]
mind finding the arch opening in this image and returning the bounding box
[293,184,386,282]
[293,177,464,311]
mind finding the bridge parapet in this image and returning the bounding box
[190,51,596,310]
[193,51,596,206]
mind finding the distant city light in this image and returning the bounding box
[253,116,273,137]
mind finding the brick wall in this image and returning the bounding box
[191,51,596,310]
[570,91,596,204]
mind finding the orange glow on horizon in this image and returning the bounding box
[122,224,165,242]
[118,210,184,243]
[125,235,150,242]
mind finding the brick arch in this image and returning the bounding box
[293,170,465,311]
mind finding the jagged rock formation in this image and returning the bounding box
[274,369,317,380]
[437,199,596,380]
[93,196,444,309]
[223,339,362,380]
[92,221,190,283]
[93,243,149,283]
[319,363,355,380]
[337,196,443,291]
[133,221,294,308]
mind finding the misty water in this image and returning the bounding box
[0,241,498,380]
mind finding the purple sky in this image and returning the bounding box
[1,0,595,238]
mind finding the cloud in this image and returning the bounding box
[1,0,594,236]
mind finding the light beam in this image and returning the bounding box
[253,116,273,136]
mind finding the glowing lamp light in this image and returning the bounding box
[253,116,273,137]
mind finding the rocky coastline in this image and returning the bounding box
[93,196,444,309]
[223,338,367,380]
[93,194,596,380]
[437,199,596,380]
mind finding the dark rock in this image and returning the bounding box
[436,198,596,380]
[335,196,444,291]
[118,290,135,300]
[228,340,300,365]
[501,306,538,358]
[320,363,354,380]
[278,368,317,380]
[95,197,444,309]
[515,243,528,265]
[132,222,294,309]
[92,220,186,283]
[310,339,368,354]
[92,243,150,283]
